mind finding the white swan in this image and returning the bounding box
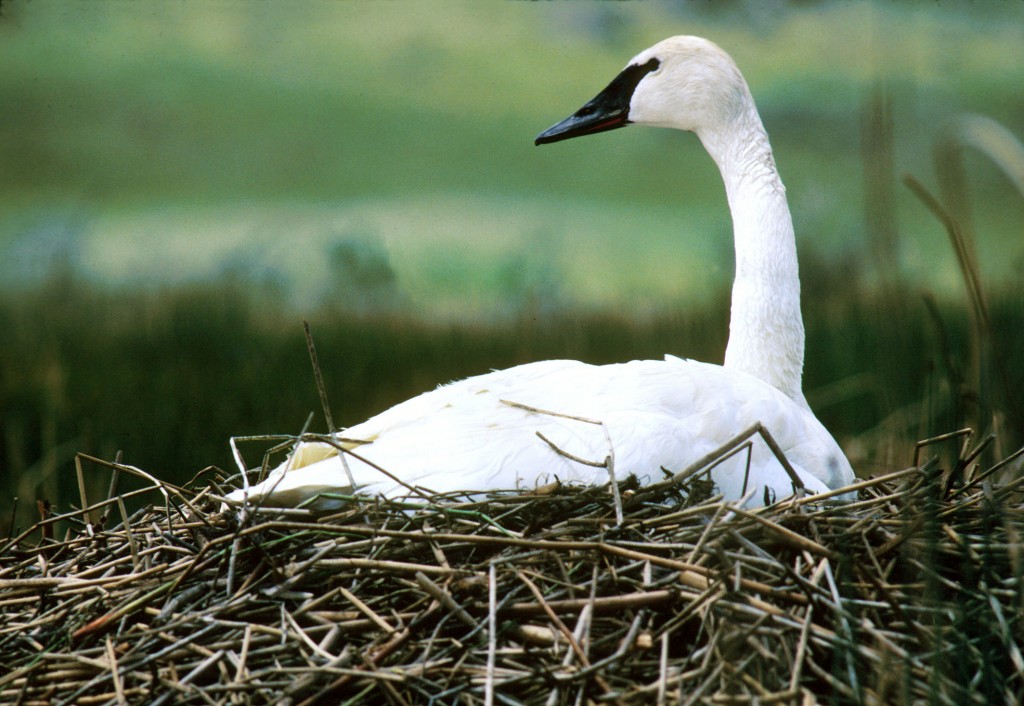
[226,36,855,510]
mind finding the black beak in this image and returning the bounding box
[535,58,660,146]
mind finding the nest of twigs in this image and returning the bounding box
[2,429,1023,706]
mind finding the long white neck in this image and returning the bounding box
[697,104,808,408]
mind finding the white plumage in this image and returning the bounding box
[227,36,855,509]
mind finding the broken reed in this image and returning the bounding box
[2,431,1023,706]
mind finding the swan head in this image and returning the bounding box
[535,36,750,145]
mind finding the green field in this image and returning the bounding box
[1,1,1022,529]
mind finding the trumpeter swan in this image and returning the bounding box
[226,36,855,509]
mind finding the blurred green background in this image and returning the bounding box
[2,1,1022,531]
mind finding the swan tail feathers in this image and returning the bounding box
[224,439,382,510]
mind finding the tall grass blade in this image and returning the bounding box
[903,174,993,441]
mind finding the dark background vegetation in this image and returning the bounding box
[1,1,1022,532]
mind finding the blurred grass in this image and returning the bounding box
[2,1,1022,297]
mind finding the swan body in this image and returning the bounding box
[229,357,849,509]
[226,36,855,509]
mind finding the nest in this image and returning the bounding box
[2,431,1023,706]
